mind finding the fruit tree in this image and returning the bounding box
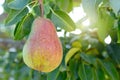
[0,0,120,80]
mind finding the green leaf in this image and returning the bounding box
[47,68,59,80]
[97,8,114,42]
[8,52,17,62]
[98,60,119,80]
[117,19,120,43]
[14,13,34,40]
[73,0,81,7]
[84,65,94,80]
[51,10,76,32]
[44,3,50,16]
[69,59,79,80]
[95,0,102,7]
[56,71,67,80]
[65,48,80,65]
[80,53,96,66]
[56,0,73,12]
[8,0,30,10]
[5,7,29,26]
[78,62,96,80]
[32,71,45,80]
[94,67,105,80]
[3,0,13,12]
[71,40,82,48]
[109,0,120,16]
[106,43,120,64]
[78,62,87,80]
[32,4,41,17]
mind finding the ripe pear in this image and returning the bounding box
[23,17,63,72]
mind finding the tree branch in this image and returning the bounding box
[39,0,44,17]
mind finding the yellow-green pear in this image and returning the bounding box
[23,17,63,72]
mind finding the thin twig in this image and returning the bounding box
[39,0,44,17]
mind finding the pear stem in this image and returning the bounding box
[39,0,44,17]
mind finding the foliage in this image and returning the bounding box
[0,0,120,80]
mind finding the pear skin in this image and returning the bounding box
[23,17,63,72]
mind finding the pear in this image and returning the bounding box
[23,17,63,72]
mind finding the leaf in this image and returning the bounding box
[51,10,76,32]
[97,8,114,42]
[47,68,59,80]
[3,0,13,12]
[94,67,105,80]
[32,4,41,17]
[95,0,102,7]
[8,52,17,62]
[80,53,96,66]
[71,40,82,48]
[69,59,79,80]
[32,71,45,80]
[106,43,120,64]
[84,65,94,80]
[5,7,29,26]
[14,13,34,40]
[86,48,99,56]
[73,0,81,7]
[56,0,73,12]
[79,62,99,80]
[98,60,119,80]
[109,0,120,16]
[82,0,100,23]
[44,3,50,15]
[8,0,30,10]
[56,71,67,80]
[65,48,80,65]
[78,62,87,80]
[117,19,120,43]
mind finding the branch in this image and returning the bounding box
[39,0,44,17]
